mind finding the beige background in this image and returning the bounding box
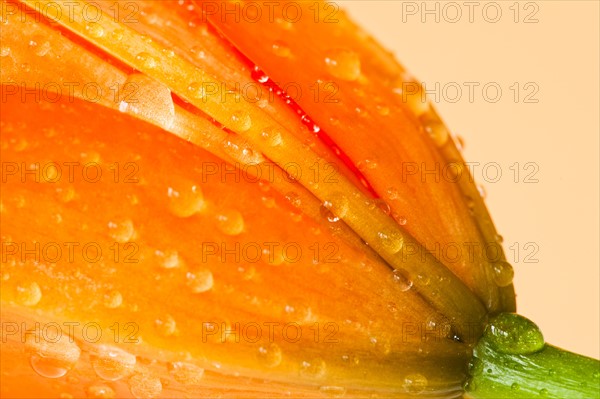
[343,1,599,358]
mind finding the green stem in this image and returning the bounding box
[465,313,600,399]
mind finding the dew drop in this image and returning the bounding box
[275,17,294,30]
[403,373,428,394]
[511,383,520,391]
[539,388,549,396]
[261,126,283,147]
[222,138,265,165]
[190,46,206,59]
[0,47,10,57]
[376,105,390,116]
[110,29,124,41]
[357,158,378,172]
[368,198,391,215]
[155,314,177,337]
[377,229,403,254]
[396,215,407,225]
[25,331,80,379]
[492,261,514,287]
[216,210,245,236]
[136,52,158,69]
[487,313,545,355]
[155,249,181,269]
[86,385,115,399]
[119,73,175,131]
[285,192,302,208]
[187,82,206,100]
[108,219,135,243]
[392,76,430,116]
[103,290,123,309]
[322,193,349,221]
[420,114,449,147]
[230,111,252,132]
[325,49,361,81]
[319,386,347,397]
[168,361,204,385]
[392,269,413,292]
[16,281,42,306]
[263,247,285,265]
[167,184,205,217]
[272,41,292,58]
[162,48,176,58]
[468,358,483,376]
[257,343,282,368]
[477,184,487,199]
[186,270,214,293]
[300,358,326,378]
[91,345,136,381]
[33,40,51,57]
[369,335,392,356]
[85,22,105,38]
[57,186,76,203]
[129,373,162,399]
[386,187,399,200]
[464,380,477,392]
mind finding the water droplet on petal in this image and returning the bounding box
[392,269,413,292]
[492,261,514,287]
[357,158,378,172]
[319,386,347,397]
[85,22,105,38]
[325,49,361,81]
[110,29,124,41]
[25,331,80,378]
[257,343,282,368]
[167,184,205,217]
[272,41,292,58]
[108,219,135,243]
[186,270,214,293]
[16,281,42,306]
[392,75,430,116]
[103,290,123,309]
[168,362,204,385]
[386,187,399,200]
[91,345,136,381]
[119,74,175,131]
[129,373,162,399]
[230,111,252,132]
[477,184,487,199]
[155,249,181,269]
[34,41,51,57]
[377,229,403,254]
[285,192,301,208]
[155,314,177,337]
[86,385,115,399]
[261,126,283,147]
[136,52,158,69]
[468,358,483,376]
[456,135,466,151]
[300,358,326,378]
[323,193,349,220]
[403,373,428,394]
[0,47,11,57]
[420,114,449,146]
[216,210,245,236]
